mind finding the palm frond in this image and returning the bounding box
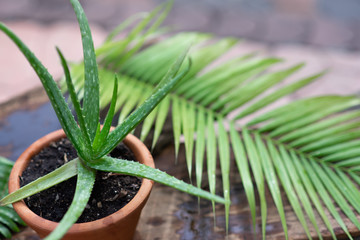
[235,96,360,239]
[67,8,360,239]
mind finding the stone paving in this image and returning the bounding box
[0,0,359,104]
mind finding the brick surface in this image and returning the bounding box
[352,22,360,51]
[308,18,355,49]
[272,0,315,16]
[0,0,158,29]
[0,0,73,23]
[1,0,360,51]
[263,15,309,44]
[0,0,34,20]
[214,10,266,40]
[165,3,213,32]
[317,0,360,21]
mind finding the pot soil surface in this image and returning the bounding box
[20,138,141,223]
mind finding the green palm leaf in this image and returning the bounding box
[0,157,26,239]
[67,6,360,239]
[217,118,230,231]
[206,111,217,214]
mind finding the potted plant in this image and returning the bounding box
[0,0,226,239]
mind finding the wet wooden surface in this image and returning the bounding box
[2,89,360,240]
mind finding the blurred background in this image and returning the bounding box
[1,0,360,50]
[0,0,359,103]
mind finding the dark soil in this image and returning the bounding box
[20,138,142,223]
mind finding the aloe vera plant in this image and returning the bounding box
[0,0,226,239]
[66,2,360,240]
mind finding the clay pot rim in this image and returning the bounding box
[8,129,154,234]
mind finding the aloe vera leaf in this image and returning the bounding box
[70,0,100,142]
[0,159,78,206]
[97,50,190,158]
[93,76,118,152]
[45,159,96,240]
[86,156,227,204]
[0,23,86,158]
[57,47,91,147]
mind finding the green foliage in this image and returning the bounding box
[64,4,360,239]
[0,1,225,240]
[0,157,26,239]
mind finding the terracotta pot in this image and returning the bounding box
[8,129,154,240]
